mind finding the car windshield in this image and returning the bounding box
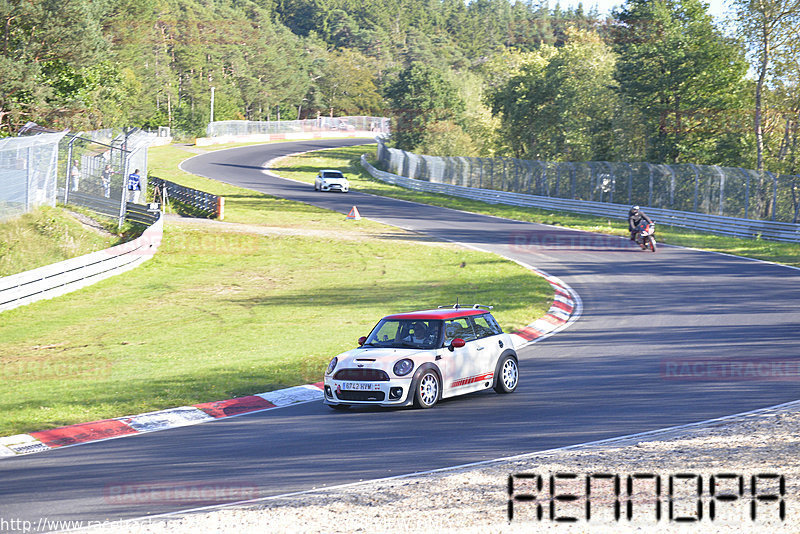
[362,319,442,350]
[323,171,344,179]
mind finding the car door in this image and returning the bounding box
[468,314,505,376]
[440,317,485,397]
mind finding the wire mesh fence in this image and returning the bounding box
[0,132,67,222]
[206,116,390,137]
[377,140,800,224]
[57,129,158,221]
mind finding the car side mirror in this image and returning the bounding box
[449,338,466,351]
[358,336,367,346]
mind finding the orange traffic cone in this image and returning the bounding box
[346,206,361,220]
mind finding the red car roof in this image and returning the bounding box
[383,308,488,321]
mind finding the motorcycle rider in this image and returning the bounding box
[628,205,653,241]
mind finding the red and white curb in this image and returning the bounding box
[509,265,581,349]
[0,384,325,458]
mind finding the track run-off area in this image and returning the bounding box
[1,138,799,530]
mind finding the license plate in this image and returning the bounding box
[342,382,381,391]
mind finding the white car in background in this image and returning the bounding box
[314,169,350,193]
[323,305,519,409]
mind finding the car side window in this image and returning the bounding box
[444,318,477,343]
[480,314,503,336]
[470,314,498,339]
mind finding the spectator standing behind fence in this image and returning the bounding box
[101,164,113,198]
[70,160,81,192]
[127,168,142,203]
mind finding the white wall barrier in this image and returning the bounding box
[195,129,377,147]
[0,214,163,313]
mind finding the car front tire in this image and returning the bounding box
[494,355,519,394]
[414,370,440,409]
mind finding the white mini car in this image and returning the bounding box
[314,169,350,193]
[323,305,519,409]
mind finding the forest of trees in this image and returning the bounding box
[1,0,798,179]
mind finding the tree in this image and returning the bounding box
[488,29,635,161]
[612,0,750,164]
[0,0,107,133]
[311,49,383,116]
[385,62,464,150]
[733,0,800,173]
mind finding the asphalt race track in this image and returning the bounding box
[2,138,799,530]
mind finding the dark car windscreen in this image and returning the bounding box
[363,319,442,350]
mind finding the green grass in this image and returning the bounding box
[0,206,133,277]
[274,145,800,269]
[0,145,553,436]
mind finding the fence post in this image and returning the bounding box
[690,164,700,213]
[570,163,576,199]
[64,136,76,205]
[667,165,676,208]
[713,165,725,216]
[769,171,778,221]
[625,163,633,204]
[645,163,654,207]
[740,168,750,219]
[604,162,615,204]
[118,144,130,228]
[25,146,32,211]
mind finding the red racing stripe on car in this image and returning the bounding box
[451,372,494,388]
[30,419,138,448]
[194,396,276,418]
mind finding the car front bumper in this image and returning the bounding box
[320,182,349,192]
[323,376,414,407]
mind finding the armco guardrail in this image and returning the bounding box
[361,156,800,243]
[149,176,223,219]
[0,213,163,313]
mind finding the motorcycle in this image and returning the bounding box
[634,221,657,252]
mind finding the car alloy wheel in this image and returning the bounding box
[415,370,440,409]
[494,356,518,394]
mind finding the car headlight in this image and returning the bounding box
[326,357,338,375]
[393,358,414,376]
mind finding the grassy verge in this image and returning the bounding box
[0,146,553,436]
[0,206,135,277]
[273,145,800,269]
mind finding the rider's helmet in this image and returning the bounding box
[630,205,640,214]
